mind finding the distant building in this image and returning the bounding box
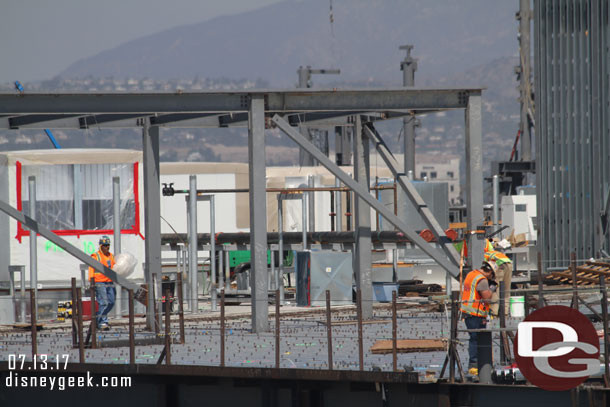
[415,154,461,204]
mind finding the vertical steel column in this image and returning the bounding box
[356,288,364,371]
[353,116,373,319]
[28,177,38,314]
[249,94,269,333]
[492,175,500,235]
[210,195,217,311]
[142,122,162,330]
[465,93,485,268]
[326,290,333,370]
[277,195,285,303]
[189,175,198,313]
[302,195,307,249]
[399,45,418,176]
[308,175,315,233]
[113,176,122,318]
[335,178,342,232]
[519,0,532,161]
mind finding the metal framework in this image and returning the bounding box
[534,0,610,268]
[0,87,484,332]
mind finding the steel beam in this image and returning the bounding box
[271,115,457,275]
[465,94,485,268]
[0,88,478,116]
[363,124,460,269]
[188,175,198,313]
[143,122,162,328]
[353,116,373,319]
[249,95,268,333]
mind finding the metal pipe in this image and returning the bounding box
[177,272,185,344]
[478,331,493,384]
[392,290,397,372]
[168,185,396,194]
[219,248,224,293]
[210,195,217,311]
[275,289,280,369]
[302,194,307,249]
[189,175,198,313]
[392,249,398,284]
[335,178,342,232]
[28,176,38,314]
[492,174,499,235]
[20,266,25,323]
[30,289,37,359]
[164,288,171,365]
[90,277,97,349]
[537,252,544,308]
[128,289,135,365]
[162,230,415,246]
[308,175,315,232]
[330,191,335,232]
[224,250,230,292]
[71,278,78,348]
[326,290,333,370]
[220,289,225,367]
[76,290,85,363]
[356,288,364,371]
[113,176,122,318]
[278,195,284,303]
[271,247,276,290]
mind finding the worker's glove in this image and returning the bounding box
[488,281,498,293]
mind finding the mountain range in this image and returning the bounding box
[59,0,519,87]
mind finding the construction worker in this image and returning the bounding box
[484,239,513,315]
[89,236,116,331]
[461,260,498,374]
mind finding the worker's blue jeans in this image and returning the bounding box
[464,315,487,368]
[95,282,116,327]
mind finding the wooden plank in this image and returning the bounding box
[370,339,446,354]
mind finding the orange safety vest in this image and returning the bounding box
[460,270,490,317]
[483,239,512,265]
[88,250,115,283]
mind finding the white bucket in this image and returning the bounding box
[509,296,525,317]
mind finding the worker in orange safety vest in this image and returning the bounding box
[484,239,513,315]
[461,260,497,374]
[88,236,116,330]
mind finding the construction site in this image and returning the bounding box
[1,0,610,406]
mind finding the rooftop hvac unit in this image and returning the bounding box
[295,251,352,307]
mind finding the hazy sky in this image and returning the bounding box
[0,0,283,83]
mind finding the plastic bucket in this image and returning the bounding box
[509,296,525,317]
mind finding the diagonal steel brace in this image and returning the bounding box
[271,114,458,277]
[363,123,461,269]
[0,199,148,304]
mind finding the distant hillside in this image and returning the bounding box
[59,0,518,86]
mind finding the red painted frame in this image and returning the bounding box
[15,161,142,242]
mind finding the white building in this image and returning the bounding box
[415,154,461,204]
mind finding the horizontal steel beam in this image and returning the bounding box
[0,88,479,116]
